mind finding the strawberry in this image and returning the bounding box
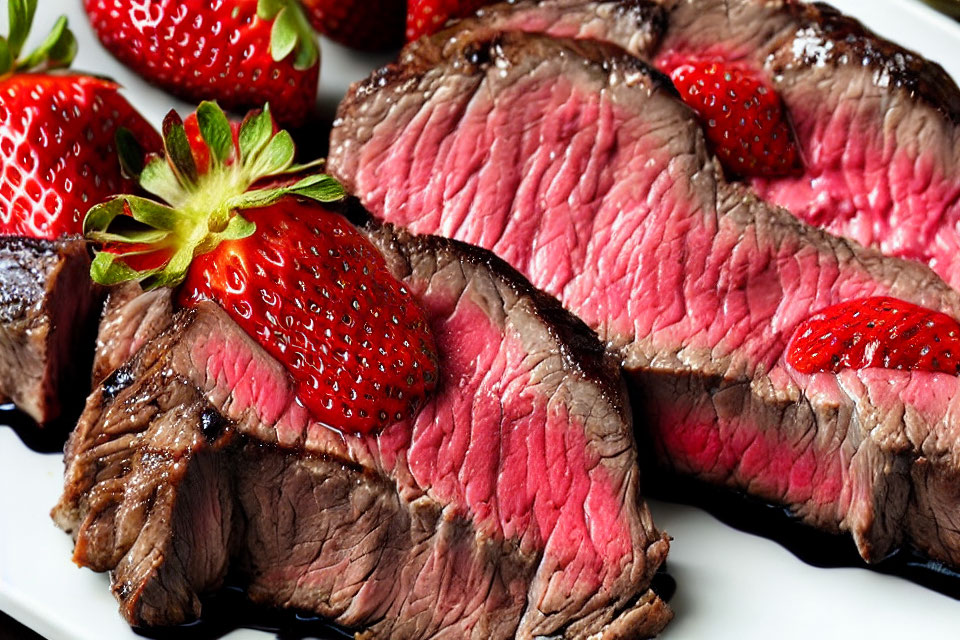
[85,102,439,435]
[82,0,320,127]
[301,0,405,51]
[660,57,801,178]
[786,297,960,376]
[0,1,160,239]
[406,0,491,42]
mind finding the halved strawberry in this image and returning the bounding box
[85,102,439,435]
[0,1,160,238]
[786,297,960,375]
[660,57,801,178]
[83,0,320,127]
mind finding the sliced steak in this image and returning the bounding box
[91,282,173,386]
[656,0,960,289]
[445,0,960,288]
[329,30,960,568]
[469,0,666,54]
[0,235,101,424]
[52,217,671,638]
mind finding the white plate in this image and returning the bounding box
[3,1,960,638]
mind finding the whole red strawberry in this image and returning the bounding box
[0,2,160,239]
[85,102,439,435]
[301,0,405,51]
[83,0,320,127]
[787,297,960,375]
[407,0,491,42]
[660,57,801,178]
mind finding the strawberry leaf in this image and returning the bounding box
[248,130,295,177]
[272,157,326,177]
[86,228,171,245]
[90,251,158,287]
[293,35,315,71]
[238,106,273,164]
[140,156,184,207]
[152,243,199,288]
[270,8,298,63]
[83,197,128,236]
[124,196,179,230]
[257,0,319,71]
[116,128,145,179]
[7,0,37,59]
[16,14,76,71]
[0,37,10,76]
[84,196,178,237]
[225,174,345,210]
[224,187,286,211]
[162,110,199,188]
[47,23,76,67]
[87,104,345,292]
[217,213,256,241]
[288,174,346,202]
[196,101,234,165]
[257,0,283,16]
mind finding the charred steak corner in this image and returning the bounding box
[0,235,101,425]
[328,29,960,570]
[53,219,671,639]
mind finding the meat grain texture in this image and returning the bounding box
[454,0,960,288]
[0,236,101,424]
[329,23,960,570]
[53,217,671,639]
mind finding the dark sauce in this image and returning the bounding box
[0,403,69,454]
[134,585,352,640]
[649,565,677,603]
[132,570,676,640]
[644,470,960,599]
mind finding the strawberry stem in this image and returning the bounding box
[0,1,76,78]
[85,102,345,290]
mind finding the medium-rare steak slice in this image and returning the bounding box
[329,30,960,569]
[0,235,101,424]
[53,218,671,639]
[446,0,960,288]
[91,282,173,386]
[656,0,960,289]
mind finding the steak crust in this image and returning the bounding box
[0,235,101,424]
[53,219,671,639]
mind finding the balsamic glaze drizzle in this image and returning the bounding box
[0,403,68,454]
[132,586,352,640]
[5,401,958,639]
[645,471,960,599]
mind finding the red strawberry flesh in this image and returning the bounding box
[83,0,320,127]
[661,57,801,178]
[0,76,159,239]
[178,202,438,434]
[86,103,440,436]
[787,297,960,375]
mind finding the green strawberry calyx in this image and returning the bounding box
[257,0,319,71]
[84,101,345,290]
[0,0,77,79]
